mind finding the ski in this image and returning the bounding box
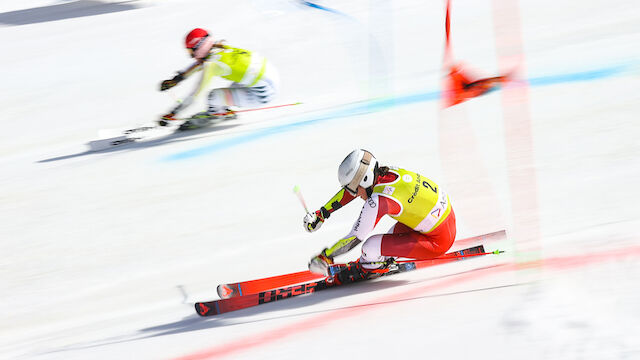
[196,245,493,316]
[87,124,176,151]
[87,102,302,151]
[217,270,325,299]
[216,230,506,299]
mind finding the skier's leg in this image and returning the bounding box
[354,212,455,278]
[207,68,279,113]
[358,222,410,269]
[373,209,457,260]
[206,88,237,115]
[181,88,238,129]
[184,72,278,129]
[359,235,386,270]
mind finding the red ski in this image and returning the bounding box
[197,245,500,317]
[216,230,506,299]
[217,270,324,299]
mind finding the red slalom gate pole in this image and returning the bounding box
[443,0,453,66]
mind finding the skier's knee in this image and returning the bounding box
[360,235,384,269]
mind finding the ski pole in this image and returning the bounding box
[166,88,182,105]
[163,91,301,116]
[358,249,504,266]
[293,185,311,214]
[210,102,302,116]
[227,102,301,114]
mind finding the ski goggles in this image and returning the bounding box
[343,151,372,195]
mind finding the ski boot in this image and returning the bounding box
[331,258,397,285]
[179,112,213,130]
[179,108,237,131]
[333,262,368,284]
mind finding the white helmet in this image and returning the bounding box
[338,149,378,194]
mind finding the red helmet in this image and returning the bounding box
[185,28,209,50]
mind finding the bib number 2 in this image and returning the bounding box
[422,180,437,193]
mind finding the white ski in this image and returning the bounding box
[87,124,177,151]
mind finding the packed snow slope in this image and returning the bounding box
[1,0,639,359]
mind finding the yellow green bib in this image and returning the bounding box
[373,168,451,233]
[216,46,266,85]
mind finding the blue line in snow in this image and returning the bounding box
[299,1,348,16]
[162,64,630,162]
[527,66,626,87]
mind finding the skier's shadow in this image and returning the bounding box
[138,264,512,338]
[0,1,143,26]
[40,278,412,357]
[42,266,522,358]
[37,123,242,163]
[145,278,412,337]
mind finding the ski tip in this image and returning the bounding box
[195,302,210,316]
[492,249,505,255]
[293,185,300,193]
[217,284,237,299]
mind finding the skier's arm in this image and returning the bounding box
[309,196,385,275]
[304,188,357,232]
[160,61,204,92]
[164,61,229,116]
[322,195,383,258]
[309,195,391,274]
[322,188,358,217]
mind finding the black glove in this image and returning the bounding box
[160,73,184,91]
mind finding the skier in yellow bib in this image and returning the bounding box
[158,28,279,130]
[305,149,457,281]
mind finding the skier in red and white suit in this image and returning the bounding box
[305,149,457,276]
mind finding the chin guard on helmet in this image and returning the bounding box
[344,151,372,194]
[339,149,377,196]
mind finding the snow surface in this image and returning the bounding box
[1,0,639,359]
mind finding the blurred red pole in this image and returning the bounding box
[442,0,512,108]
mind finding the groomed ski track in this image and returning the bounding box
[1,0,639,359]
